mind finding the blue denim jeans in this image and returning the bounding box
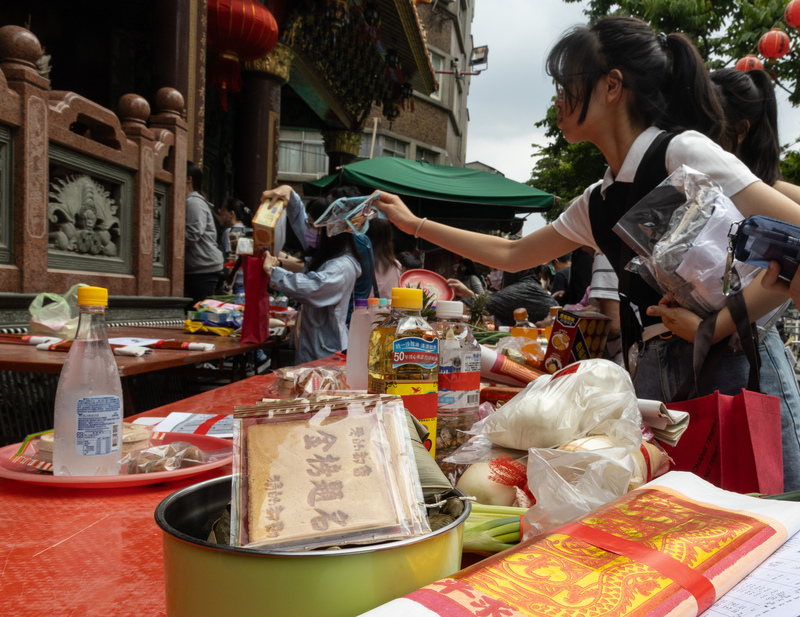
[633,328,800,492]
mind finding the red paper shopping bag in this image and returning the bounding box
[661,389,783,495]
[241,255,271,344]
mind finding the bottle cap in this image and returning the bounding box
[498,326,511,333]
[436,300,464,319]
[379,298,389,307]
[77,285,108,307]
[391,287,423,310]
[513,308,529,321]
[368,298,380,306]
[354,298,368,308]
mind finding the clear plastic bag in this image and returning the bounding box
[469,358,641,450]
[522,427,671,537]
[495,336,544,370]
[523,445,637,537]
[439,433,527,487]
[230,394,430,551]
[613,165,759,317]
[313,194,385,236]
[28,283,86,339]
[121,441,220,474]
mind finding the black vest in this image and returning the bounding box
[588,132,678,329]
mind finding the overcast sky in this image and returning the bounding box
[463,0,800,235]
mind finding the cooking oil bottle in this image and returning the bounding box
[368,287,439,457]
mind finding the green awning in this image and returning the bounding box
[303,158,554,211]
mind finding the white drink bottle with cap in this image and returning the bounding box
[432,300,481,461]
[52,286,123,476]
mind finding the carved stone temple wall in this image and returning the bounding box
[0,25,189,328]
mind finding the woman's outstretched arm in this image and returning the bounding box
[373,191,580,272]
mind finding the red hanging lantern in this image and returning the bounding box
[786,0,800,29]
[207,0,279,110]
[735,55,764,72]
[757,28,792,60]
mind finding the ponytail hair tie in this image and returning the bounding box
[658,32,668,49]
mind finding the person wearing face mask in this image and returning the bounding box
[260,192,363,364]
[263,184,377,324]
[328,185,378,321]
[487,268,505,291]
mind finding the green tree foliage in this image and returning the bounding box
[529,0,800,221]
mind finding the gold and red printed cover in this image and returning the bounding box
[357,472,800,617]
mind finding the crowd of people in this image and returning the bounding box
[181,15,800,491]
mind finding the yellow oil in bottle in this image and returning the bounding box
[368,288,439,457]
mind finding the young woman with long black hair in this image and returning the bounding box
[374,16,800,489]
[261,196,362,364]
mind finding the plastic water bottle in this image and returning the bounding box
[513,307,534,328]
[53,286,123,476]
[432,300,481,462]
[346,298,372,390]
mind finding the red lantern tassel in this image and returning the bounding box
[209,52,243,112]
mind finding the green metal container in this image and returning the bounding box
[155,475,469,617]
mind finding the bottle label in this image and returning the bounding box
[438,343,481,411]
[437,372,481,410]
[368,376,437,457]
[75,395,122,457]
[391,337,439,369]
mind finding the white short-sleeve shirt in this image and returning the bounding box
[551,127,760,250]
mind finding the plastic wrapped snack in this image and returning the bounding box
[613,165,760,317]
[265,365,347,398]
[121,441,209,474]
[230,394,430,551]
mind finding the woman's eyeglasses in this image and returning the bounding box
[555,83,565,102]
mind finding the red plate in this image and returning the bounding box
[0,432,232,489]
[399,269,454,301]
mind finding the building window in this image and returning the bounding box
[382,137,408,158]
[358,132,378,159]
[416,147,438,164]
[429,50,444,101]
[278,130,329,175]
[355,135,408,159]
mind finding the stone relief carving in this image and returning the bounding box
[48,174,120,257]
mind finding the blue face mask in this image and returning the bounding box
[304,227,320,248]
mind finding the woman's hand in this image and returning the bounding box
[762,261,800,305]
[447,278,474,298]
[372,191,420,235]
[261,185,293,207]
[646,296,703,343]
[262,251,281,276]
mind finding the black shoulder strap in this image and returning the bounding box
[615,131,677,371]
